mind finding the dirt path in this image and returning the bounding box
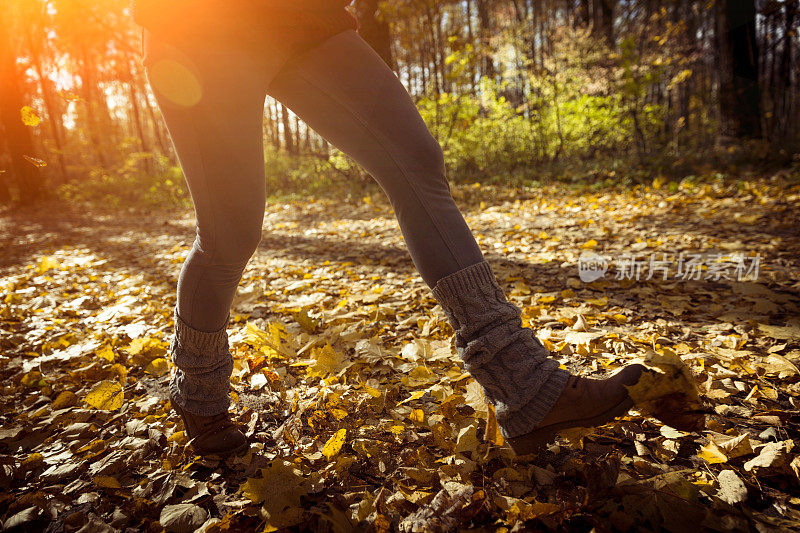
[1,179,799,531]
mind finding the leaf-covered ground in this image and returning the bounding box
[1,177,799,532]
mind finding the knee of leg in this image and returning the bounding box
[234,225,264,262]
[206,223,263,265]
[412,136,450,189]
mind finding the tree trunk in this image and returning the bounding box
[280,104,295,154]
[476,0,495,80]
[25,27,68,183]
[770,1,797,146]
[79,44,111,167]
[0,15,45,203]
[576,0,591,27]
[465,0,478,94]
[141,70,171,155]
[128,61,149,154]
[593,0,614,45]
[716,0,762,138]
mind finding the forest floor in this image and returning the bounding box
[1,176,800,532]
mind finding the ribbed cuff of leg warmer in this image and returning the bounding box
[497,366,570,438]
[169,308,232,416]
[432,260,497,302]
[432,260,571,440]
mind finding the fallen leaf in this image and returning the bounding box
[84,381,124,410]
[716,470,747,505]
[625,349,705,431]
[323,428,347,460]
[744,440,794,473]
[159,503,208,533]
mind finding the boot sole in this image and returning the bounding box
[170,396,250,458]
[506,396,634,456]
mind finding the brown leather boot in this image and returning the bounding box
[171,394,248,457]
[430,261,705,456]
[506,364,646,455]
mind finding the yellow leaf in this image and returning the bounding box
[508,499,561,522]
[241,460,306,520]
[145,357,170,377]
[699,441,728,464]
[21,453,43,471]
[399,389,427,404]
[363,384,382,398]
[126,337,165,357]
[246,321,291,358]
[668,68,693,89]
[580,239,599,249]
[76,439,106,455]
[307,343,346,378]
[734,214,760,224]
[409,409,425,424]
[454,423,479,454]
[96,344,115,362]
[84,380,124,411]
[401,365,438,387]
[21,106,41,126]
[709,432,753,459]
[36,256,59,274]
[168,430,187,444]
[21,371,45,387]
[322,428,347,460]
[463,380,487,415]
[744,440,794,472]
[93,475,121,489]
[23,155,47,168]
[558,426,593,448]
[389,424,405,435]
[330,408,348,420]
[624,349,704,432]
[290,307,317,333]
[484,404,505,447]
[51,391,77,410]
[763,353,800,378]
[110,363,127,381]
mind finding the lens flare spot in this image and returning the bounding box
[149,59,202,107]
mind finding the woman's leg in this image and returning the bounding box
[266,30,484,287]
[144,31,280,333]
[143,29,291,420]
[265,30,571,441]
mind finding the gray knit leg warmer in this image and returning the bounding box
[432,261,570,439]
[169,308,233,416]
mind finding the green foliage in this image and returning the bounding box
[415,27,738,185]
[417,76,653,184]
[263,147,373,202]
[418,84,538,183]
[58,151,189,209]
[57,146,377,209]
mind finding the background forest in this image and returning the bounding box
[1,0,799,205]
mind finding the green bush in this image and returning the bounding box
[58,151,189,209]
